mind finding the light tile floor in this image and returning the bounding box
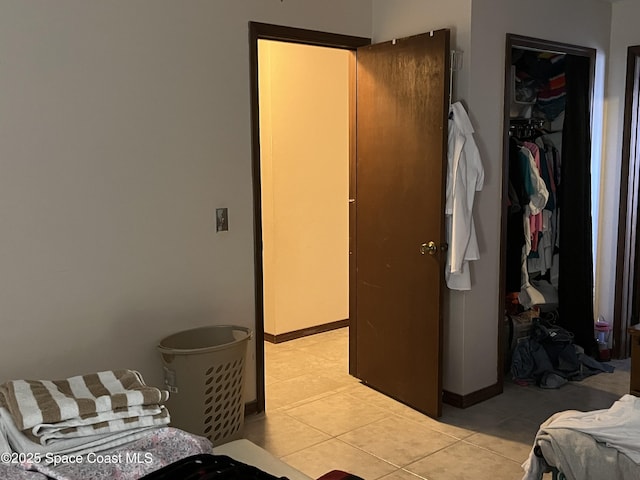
[243,328,630,480]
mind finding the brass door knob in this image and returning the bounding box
[420,241,448,255]
[420,241,437,255]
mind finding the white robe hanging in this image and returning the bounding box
[445,102,484,291]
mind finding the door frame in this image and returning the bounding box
[248,22,370,413]
[613,46,640,359]
[499,34,596,383]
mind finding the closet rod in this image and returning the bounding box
[509,118,544,138]
[513,45,567,56]
[510,118,545,126]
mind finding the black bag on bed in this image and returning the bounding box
[139,454,289,480]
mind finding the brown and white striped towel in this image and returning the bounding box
[1,405,158,458]
[0,370,170,440]
[30,405,170,445]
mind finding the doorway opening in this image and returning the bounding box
[248,22,370,413]
[613,46,640,359]
[258,39,350,345]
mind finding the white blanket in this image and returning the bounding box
[523,394,640,479]
[1,415,12,454]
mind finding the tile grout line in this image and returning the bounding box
[458,437,527,466]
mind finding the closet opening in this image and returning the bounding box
[499,35,597,386]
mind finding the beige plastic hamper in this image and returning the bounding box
[157,325,252,446]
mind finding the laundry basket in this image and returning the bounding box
[158,325,252,446]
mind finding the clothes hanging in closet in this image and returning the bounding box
[506,133,562,309]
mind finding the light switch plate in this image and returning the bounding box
[216,208,228,232]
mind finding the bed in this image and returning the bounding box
[1,433,350,480]
[522,395,640,480]
[1,432,313,479]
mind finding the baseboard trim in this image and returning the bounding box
[264,319,349,344]
[443,382,503,409]
[244,400,259,416]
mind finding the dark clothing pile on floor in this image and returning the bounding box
[511,317,614,389]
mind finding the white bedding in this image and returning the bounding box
[213,439,312,480]
[523,394,640,480]
[536,427,637,480]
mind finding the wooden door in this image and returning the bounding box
[353,30,450,418]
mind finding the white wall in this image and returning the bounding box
[259,41,350,337]
[597,0,640,328]
[0,0,371,402]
